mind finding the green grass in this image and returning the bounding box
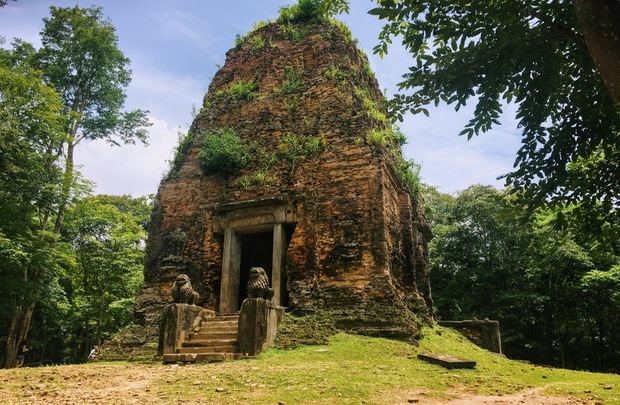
[190,327,620,404]
[1,327,619,404]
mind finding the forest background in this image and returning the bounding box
[0,0,618,373]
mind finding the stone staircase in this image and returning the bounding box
[162,313,244,363]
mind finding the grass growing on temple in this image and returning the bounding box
[1,327,618,404]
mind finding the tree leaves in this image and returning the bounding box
[37,5,150,146]
[0,5,152,365]
[426,185,620,371]
[369,0,620,227]
[60,195,149,350]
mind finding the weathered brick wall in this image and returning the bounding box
[134,21,433,339]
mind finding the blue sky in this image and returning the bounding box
[0,0,522,197]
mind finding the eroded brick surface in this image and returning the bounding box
[134,21,433,339]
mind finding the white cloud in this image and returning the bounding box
[126,63,206,123]
[156,10,208,45]
[74,116,182,197]
[399,102,522,194]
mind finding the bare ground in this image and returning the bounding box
[0,363,603,405]
[383,386,601,405]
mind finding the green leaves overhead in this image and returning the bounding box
[0,5,151,366]
[61,195,148,350]
[37,5,150,146]
[369,0,620,226]
[0,62,65,234]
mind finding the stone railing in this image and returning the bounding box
[438,319,502,354]
[158,304,215,356]
[237,298,284,357]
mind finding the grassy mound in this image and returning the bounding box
[1,327,618,404]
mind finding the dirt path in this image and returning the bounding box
[427,387,595,404]
[2,364,184,404]
[391,386,599,405]
[2,363,600,405]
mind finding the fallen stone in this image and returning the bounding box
[417,353,476,369]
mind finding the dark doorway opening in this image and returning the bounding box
[238,230,273,309]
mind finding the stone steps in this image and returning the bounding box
[162,352,244,363]
[163,313,243,363]
[187,331,238,340]
[178,341,238,352]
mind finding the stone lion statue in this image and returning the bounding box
[247,267,274,300]
[171,273,199,305]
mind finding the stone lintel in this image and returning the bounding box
[215,193,290,213]
[213,194,296,233]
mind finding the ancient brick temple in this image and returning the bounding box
[134,19,433,340]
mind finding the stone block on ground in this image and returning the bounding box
[417,353,476,369]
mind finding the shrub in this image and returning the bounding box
[355,86,389,125]
[234,34,246,48]
[324,64,349,86]
[367,126,408,150]
[396,157,422,199]
[279,65,304,94]
[239,175,251,190]
[278,133,324,174]
[277,0,321,23]
[248,35,266,50]
[198,128,249,176]
[329,18,353,42]
[367,129,389,148]
[165,127,197,179]
[281,23,308,41]
[253,20,269,31]
[216,79,259,102]
[284,96,299,114]
[277,0,349,24]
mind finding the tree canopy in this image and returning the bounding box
[60,195,149,358]
[0,5,150,367]
[38,6,150,148]
[368,0,620,227]
[0,47,68,368]
[34,6,151,233]
[426,184,620,371]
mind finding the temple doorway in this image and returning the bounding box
[238,230,274,309]
[216,197,296,313]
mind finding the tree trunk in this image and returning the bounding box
[553,317,566,368]
[2,301,35,368]
[573,0,620,103]
[54,141,75,234]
